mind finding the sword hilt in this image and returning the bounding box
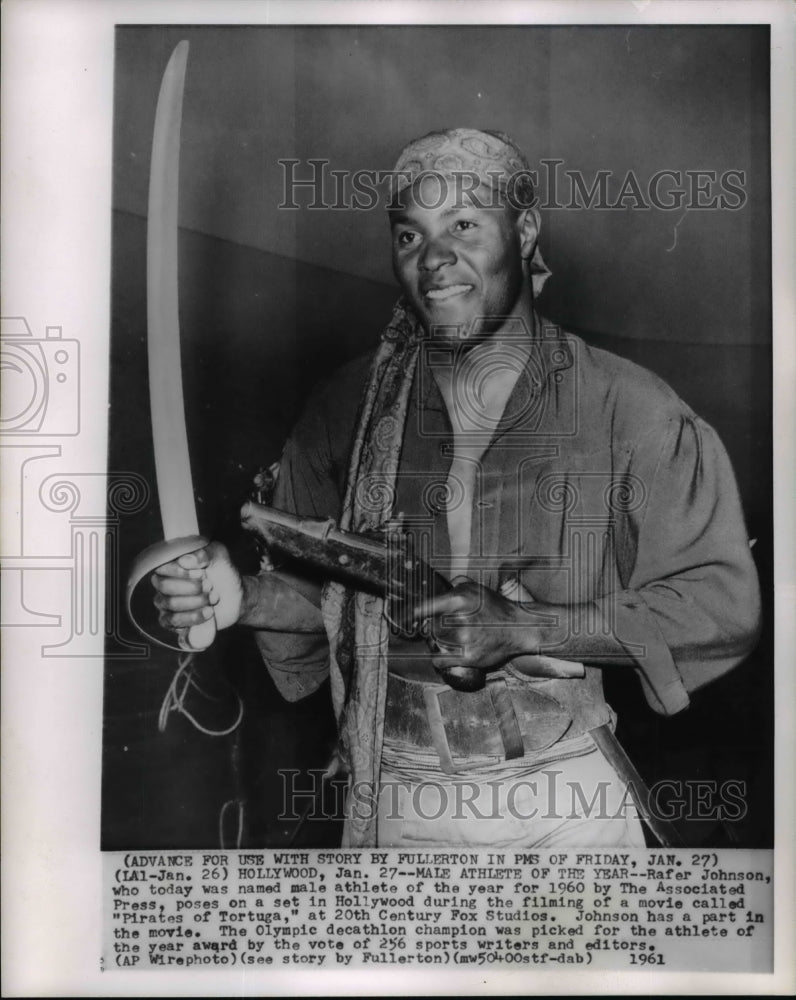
[127,535,217,653]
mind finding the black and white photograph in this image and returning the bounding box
[2,1,794,995]
[109,23,772,852]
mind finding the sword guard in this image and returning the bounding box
[126,535,218,653]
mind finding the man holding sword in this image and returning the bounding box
[151,129,760,848]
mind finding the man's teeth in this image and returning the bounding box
[425,284,471,300]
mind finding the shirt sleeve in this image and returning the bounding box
[598,414,761,715]
[251,391,344,702]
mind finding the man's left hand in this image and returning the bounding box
[413,579,539,673]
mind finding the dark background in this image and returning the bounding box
[103,25,772,849]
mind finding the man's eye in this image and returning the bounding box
[397,231,418,246]
[454,220,477,232]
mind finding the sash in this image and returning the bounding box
[320,298,422,846]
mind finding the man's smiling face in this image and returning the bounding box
[390,174,537,342]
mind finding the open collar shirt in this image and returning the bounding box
[256,320,761,720]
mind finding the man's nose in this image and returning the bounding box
[419,235,456,271]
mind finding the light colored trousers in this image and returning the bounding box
[377,748,646,848]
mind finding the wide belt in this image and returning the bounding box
[384,672,573,774]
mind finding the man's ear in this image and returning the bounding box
[517,207,541,259]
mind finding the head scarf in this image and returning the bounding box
[390,128,551,295]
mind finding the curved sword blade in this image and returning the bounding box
[146,39,197,542]
[144,40,216,652]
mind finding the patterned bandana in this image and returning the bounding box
[392,128,533,202]
[390,128,551,295]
